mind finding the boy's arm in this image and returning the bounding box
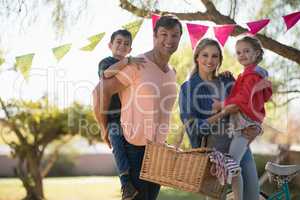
[103,56,145,78]
[92,77,127,148]
[103,57,129,78]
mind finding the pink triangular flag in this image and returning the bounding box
[152,14,160,30]
[246,19,270,35]
[283,11,300,31]
[186,23,209,49]
[213,24,235,46]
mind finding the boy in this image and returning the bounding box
[97,29,144,200]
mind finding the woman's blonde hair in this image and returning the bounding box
[189,38,223,79]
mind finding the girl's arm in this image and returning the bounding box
[103,56,145,78]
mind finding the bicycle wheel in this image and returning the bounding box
[225,191,268,200]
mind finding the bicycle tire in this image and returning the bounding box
[225,191,268,200]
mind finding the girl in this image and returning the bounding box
[211,35,273,200]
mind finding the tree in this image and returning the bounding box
[0,97,98,200]
[118,0,300,103]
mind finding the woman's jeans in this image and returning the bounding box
[240,148,260,200]
[124,141,161,200]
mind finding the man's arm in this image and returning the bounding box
[92,77,126,148]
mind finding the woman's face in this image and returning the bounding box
[196,45,221,75]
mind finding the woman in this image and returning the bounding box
[179,38,260,200]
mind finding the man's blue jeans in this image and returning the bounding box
[124,140,161,200]
[108,122,130,186]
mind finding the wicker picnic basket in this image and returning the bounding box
[139,126,225,199]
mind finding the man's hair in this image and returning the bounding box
[153,14,182,35]
[110,29,132,45]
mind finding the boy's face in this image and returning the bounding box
[109,34,132,59]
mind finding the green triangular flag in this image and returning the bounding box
[52,43,72,61]
[15,53,34,79]
[80,32,105,51]
[122,19,144,40]
[0,57,4,66]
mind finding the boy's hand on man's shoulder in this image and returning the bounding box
[128,56,146,70]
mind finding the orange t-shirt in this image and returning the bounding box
[115,54,177,146]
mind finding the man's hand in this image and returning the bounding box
[242,126,260,144]
[102,133,112,149]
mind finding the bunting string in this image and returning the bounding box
[1,11,299,79]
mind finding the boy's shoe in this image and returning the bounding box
[121,182,138,200]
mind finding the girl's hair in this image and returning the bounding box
[189,38,223,79]
[236,36,264,64]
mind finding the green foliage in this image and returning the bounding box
[221,49,242,77]
[1,98,99,149]
[0,97,99,199]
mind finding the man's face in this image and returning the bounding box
[153,25,181,56]
[109,34,132,59]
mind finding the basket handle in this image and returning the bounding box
[151,118,190,144]
[173,118,194,149]
[174,118,209,149]
[151,118,208,149]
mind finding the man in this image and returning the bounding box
[93,15,182,200]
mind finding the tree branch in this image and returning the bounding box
[277,90,300,94]
[0,98,27,145]
[41,136,72,177]
[274,96,300,107]
[118,0,300,65]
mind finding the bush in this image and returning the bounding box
[46,154,76,177]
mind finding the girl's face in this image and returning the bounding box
[197,45,221,75]
[236,41,259,66]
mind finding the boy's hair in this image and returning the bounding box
[190,38,223,79]
[153,14,182,35]
[236,36,264,64]
[110,29,132,45]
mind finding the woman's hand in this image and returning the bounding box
[242,126,260,143]
[223,104,239,114]
[212,99,222,113]
[219,70,234,79]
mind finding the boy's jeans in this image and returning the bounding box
[108,121,130,186]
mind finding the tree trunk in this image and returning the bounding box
[19,149,45,200]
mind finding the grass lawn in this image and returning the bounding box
[0,176,204,200]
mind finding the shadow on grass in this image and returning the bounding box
[158,187,205,200]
